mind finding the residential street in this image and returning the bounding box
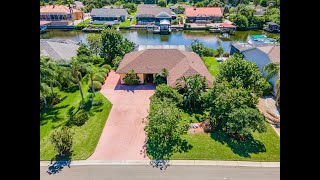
[40,165,280,180]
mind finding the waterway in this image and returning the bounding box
[40,29,278,52]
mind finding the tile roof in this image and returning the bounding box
[90,8,128,17]
[137,7,175,17]
[185,7,222,17]
[40,5,82,14]
[40,39,79,63]
[116,49,214,87]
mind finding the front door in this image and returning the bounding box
[145,74,154,83]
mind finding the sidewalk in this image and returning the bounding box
[40,160,279,167]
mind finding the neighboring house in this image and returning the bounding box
[136,6,176,25]
[185,7,223,23]
[40,5,84,26]
[264,22,280,33]
[40,39,79,63]
[74,1,84,9]
[230,43,280,93]
[116,48,214,87]
[90,8,128,22]
[248,5,265,16]
[170,4,193,14]
[137,4,158,8]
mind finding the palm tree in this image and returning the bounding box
[83,64,102,97]
[69,57,85,101]
[40,76,50,108]
[40,56,58,106]
[263,62,280,106]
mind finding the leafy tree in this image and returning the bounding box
[100,28,135,64]
[50,127,73,156]
[217,54,270,96]
[123,3,137,13]
[176,75,208,110]
[145,97,189,159]
[260,0,267,7]
[250,15,265,28]
[158,0,167,7]
[77,43,92,57]
[153,68,168,85]
[112,56,122,68]
[226,107,266,140]
[191,39,205,57]
[195,2,204,7]
[152,84,183,105]
[122,69,140,85]
[234,14,248,29]
[207,0,224,7]
[86,34,102,55]
[253,0,261,8]
[177,5,185,14]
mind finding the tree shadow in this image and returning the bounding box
[210,130,266,158]
[114,84,156,93]
[46,153,72,175]
[63,85,79,93]
[40,104,70,125]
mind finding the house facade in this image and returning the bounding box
[136,7,176,25]
[185,7,223,23]
[116,47,214,87]
[40,5,84,25]
[90,8,128,22]
[230,43,280,93]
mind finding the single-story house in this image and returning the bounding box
[137,4,158,8]
[264,22,280,33]
[170,4,193,14]
[136,6,176,25]
[116,48,214,87]
[40,39,79,63]
[74,1,84,9]
[40,5,84,26]
[230,43,280,93]
[90,8,128,22]
[185,7,223,23]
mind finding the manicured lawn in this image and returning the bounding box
[40,84,112,160]
[171,122,280,161]
[131,17,137,25]
[202,57,220,77]
[120,19,131,27]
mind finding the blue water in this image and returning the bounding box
[251,35,266,39]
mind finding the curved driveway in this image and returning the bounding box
[88,71,155,160]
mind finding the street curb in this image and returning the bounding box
[40,160,279,168]
[270,123,280,137]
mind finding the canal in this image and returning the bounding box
[40,29,278,52]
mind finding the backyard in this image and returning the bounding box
[120,19,131,27]
[202,57,220,77]
[40,83,112,160]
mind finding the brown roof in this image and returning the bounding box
[116,49,214,87]
[40,5,81,14]
[185,7,222,17]
[257,45,280,63]
[137,7,174,17]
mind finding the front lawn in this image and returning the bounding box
[131,17,137,25]
[120,19,131,27]
[171,122,280,161]
[202,57,220,77]
[40,84,112,160]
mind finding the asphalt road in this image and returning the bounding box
[40,165,280,180]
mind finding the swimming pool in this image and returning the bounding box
[250,35,267,39]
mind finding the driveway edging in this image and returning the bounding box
[40,160,279,167]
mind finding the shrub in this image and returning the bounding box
[102,64,112,70]
[172,19,179,25]
[46,92,62,105]
[223,52,229,57]
[72,110,89,126]
[97,72,107,78]
[50,127,73,156]
[112,56,122,68]
[200,119,214,133]
[153,84,183,105]
[92,100,104,106]
[203,47,216,57]
[93,74,106,84]
[122,69,140,85]
[256,78,273,96]
[89,81,102,91]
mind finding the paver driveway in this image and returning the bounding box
[88,71,155,160]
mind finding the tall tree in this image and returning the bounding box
[253,0,261,8]
[263,62,280,106]
[191,39,205,57]
[86,33,102,55]
[69,57,86,101]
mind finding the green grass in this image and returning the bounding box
[131,17,137,25]
[129,12,137,17]
[40,83,112,160]
[171,123,280,161]
[120,19,131,27]
[202,57,220,77]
